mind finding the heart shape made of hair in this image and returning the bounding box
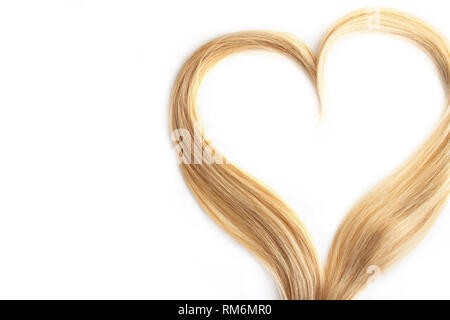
[170,8,450,300]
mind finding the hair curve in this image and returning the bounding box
[169,8,449,299]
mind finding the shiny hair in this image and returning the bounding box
[170,8,449,299]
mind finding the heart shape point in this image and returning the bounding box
[170,8,450,299]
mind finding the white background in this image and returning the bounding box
[0,0,448,299]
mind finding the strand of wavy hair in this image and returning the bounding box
[170,8,449,300]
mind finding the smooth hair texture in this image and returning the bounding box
[170,8,450,299]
